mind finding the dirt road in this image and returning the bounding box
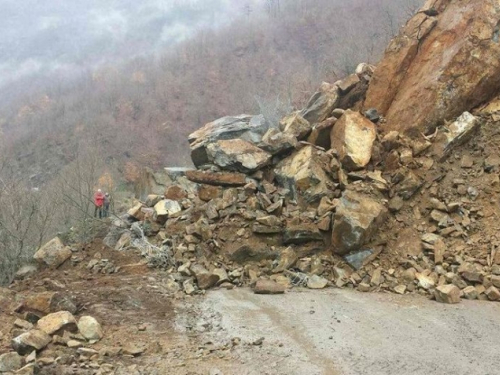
[193,288,500,375]
[5,242,500,375]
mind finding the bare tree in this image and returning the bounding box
[0,158,56,285]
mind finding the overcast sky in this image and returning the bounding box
[0,0,264,88]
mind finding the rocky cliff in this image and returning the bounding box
[365,0,500,134]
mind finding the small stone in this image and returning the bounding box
[370,268,383,286]
[252,337,265,346]
[460,155,474,168]
[416,273,435,290]
[67,340,83,348]
[400,148,413,164]
[273,247,298,273]
[462,286,478,300]
[317,215,332,231]
[212,268,229,284]
[183,279,196,295]
[122,343,145,357]
[307,275,328,289]
[254,280,286,295]
[486,286,500,301]
[357,283,371,292]
[0,352,23,372]
[25,351,36,363]
[37,357,55,366]
[434,284,461,304]
[219,282,234,290]
[190,264,220,290]
[14,265,38,280]
[14,319,33,330]
[344,249,373,270]
[388,196,404,212]
[77,316,103,341]
[490,275,500,288]
[33,237,72,268]
[394,285,406,295]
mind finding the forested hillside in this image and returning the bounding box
[0,0,421,283]
[1,0,419,181]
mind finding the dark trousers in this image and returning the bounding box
[94,205,103,218]
[103,204,110,218]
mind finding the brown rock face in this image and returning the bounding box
[365,0,500,134]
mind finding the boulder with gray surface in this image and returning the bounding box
[332,191,388,255]
[206,139,271,173]
[188,114,269,167]
[300,83,340,124]
[274,145,336,202]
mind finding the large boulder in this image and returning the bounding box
[188,115,269,167]
[364,0,500,134]
[300,82,340,124]
[154,199,182,224]
[206,139,271,173]
[332,191,388,255]
[331,110,376,171]
[33,237,72,268]
[274,145,335,203]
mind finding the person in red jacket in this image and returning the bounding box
[94,189,105,218]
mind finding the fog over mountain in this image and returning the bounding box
[0,0,262,92]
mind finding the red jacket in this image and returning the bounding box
[94,192,105,207]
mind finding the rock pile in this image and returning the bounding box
[2,303,104,374]
[109,67,500,306]
[29,0,500,306]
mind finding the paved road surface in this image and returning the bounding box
[198,288,500,375]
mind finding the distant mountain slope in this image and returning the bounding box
[0,0,421,185]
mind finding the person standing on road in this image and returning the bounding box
[94,189,105,218]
